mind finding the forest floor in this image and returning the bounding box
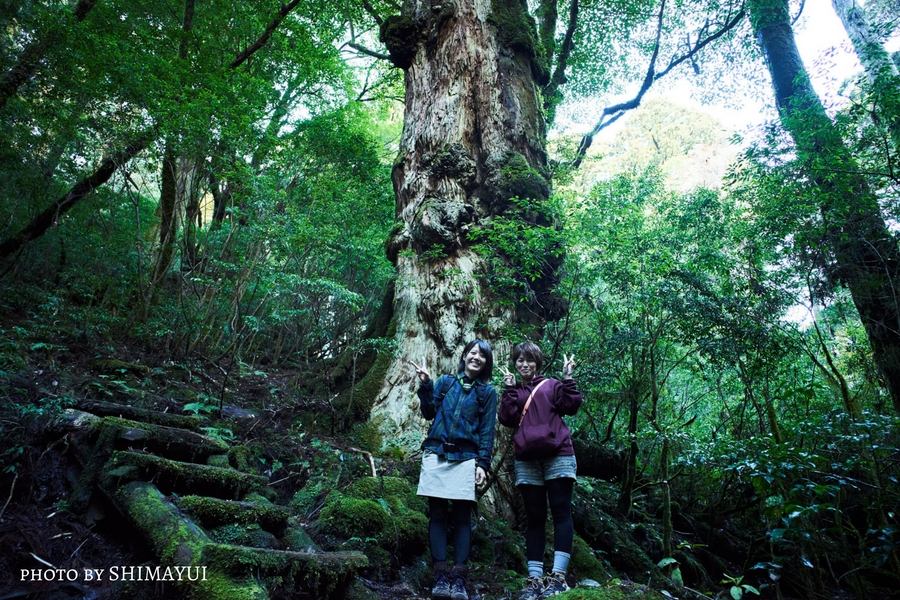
[0,333,640,600]
[0,325,882,600]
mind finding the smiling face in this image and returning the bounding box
[515,355,538,382]
[463,346,487,379]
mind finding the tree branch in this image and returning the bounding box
[0,134,152,260]
[346,41,392,61]
[360,0,384,26]
[0,0,101,109]
[545,0,580,100]
[571,2,746,169]
[230,0,303,69]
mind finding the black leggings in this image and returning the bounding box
[428,497,475,565]
[518,478,574,562]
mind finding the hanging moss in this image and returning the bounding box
[379,16,420,69]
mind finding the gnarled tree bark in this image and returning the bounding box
[369,0,564,444]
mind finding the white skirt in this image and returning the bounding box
[416,452,476,501]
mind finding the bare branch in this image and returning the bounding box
[346,41,392,61]
[230,0,303,69]
[571,1,746,169]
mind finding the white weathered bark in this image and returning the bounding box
[830,0,899,85]
[371,0,549,445]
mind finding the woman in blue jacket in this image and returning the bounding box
[410,339,497,600]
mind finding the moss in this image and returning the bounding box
[318,493,392,544]
[203,544,367,595]
[570,535,611,582]
[379,15,419,69]
[210,523,278,548]
[178,495,290,533]
[228,445,253,472]
[92,358,150,375]
[101,451,268,499]
[283,525,319,552]
[552,580,671,599]
[498,152,551,203]
[345,476,426,513]
[208,454,230,468]
[429,143,476,183]
[116,481,210,565]
[344,318,396,420]
[350,421,383,453]
[188,572,268,600]
[488,0,538,58]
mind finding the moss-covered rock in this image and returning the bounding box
[570,535,611,582]
[379,15,419,69]
[210,523,279,548]
[318,493,393,544]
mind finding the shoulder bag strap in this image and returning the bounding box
[517,379,550,427]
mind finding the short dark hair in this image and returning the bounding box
[511,341,543,372]
[457,339,494,383]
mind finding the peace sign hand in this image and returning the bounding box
[499,365,516,387]
[408,360,431,384]
[561,353,575,380]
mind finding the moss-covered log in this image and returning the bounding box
[177,495,290,534]
[101,451,268,499]
[77,399,204,430]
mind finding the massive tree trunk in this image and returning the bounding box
[749,0,900,413]
[369,0,563,443]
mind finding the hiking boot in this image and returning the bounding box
[518,576,544,600]
[450,566,469,600]
[432,564,452,599]
[539,572,569,598]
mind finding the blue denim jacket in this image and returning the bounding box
[418,374,497,472]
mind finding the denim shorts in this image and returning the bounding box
[514,454,577,486]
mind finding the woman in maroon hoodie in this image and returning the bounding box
[498,341,582,600]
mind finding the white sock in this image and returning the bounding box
[527,560,543,578]
[552,551,570,575]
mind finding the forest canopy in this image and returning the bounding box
[1,0,899,599]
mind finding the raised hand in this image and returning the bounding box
[561,353,575,380]
[408,360,431,384]
[499,365,516,387]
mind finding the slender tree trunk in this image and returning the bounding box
[830,0,900,147]
[749,0,900,413]
[616,384,640,516]
[153,143,180,285]
[369,0,564,440]
[660,435,672,559]
[151,0,195,286]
